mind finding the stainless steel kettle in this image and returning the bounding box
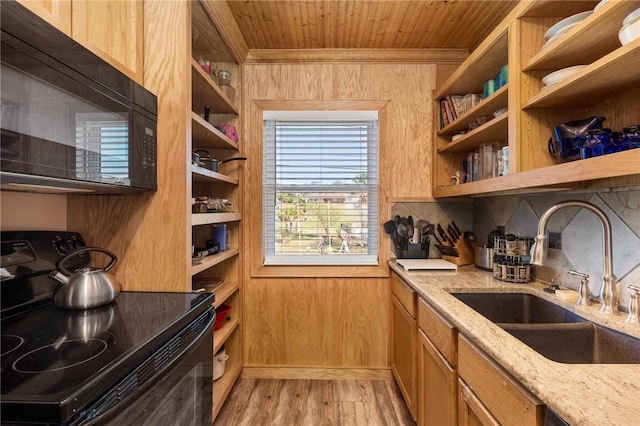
[49,247,121,310]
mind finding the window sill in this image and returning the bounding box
[250,263,389,278]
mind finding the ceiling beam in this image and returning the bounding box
[244,48,469,64]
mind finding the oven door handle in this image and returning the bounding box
[72,308,215,426]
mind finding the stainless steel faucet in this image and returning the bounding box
[531,200,619,314]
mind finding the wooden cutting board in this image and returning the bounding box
[396,259,458,270]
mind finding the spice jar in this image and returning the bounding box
[218,70,231,86]
[217,70,235,102]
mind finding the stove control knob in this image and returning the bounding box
[55,240,71,254]
[71,239,84,250]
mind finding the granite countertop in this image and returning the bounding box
[389,262,640,426]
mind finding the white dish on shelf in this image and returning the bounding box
[623,7,640,27]
[544,11,593,41]
[594,0,609,12]
[540,22,579,50]
[539,82,560,93]
[542,65,587,86]
[619,19,640,46]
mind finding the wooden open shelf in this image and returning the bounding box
[438,85,508,137]
[191,112,239,150]
[213,361,242,419]
[523,40,640,109]
[191,212,241,226]
[191,164,239,185]
[211,281,239,309]
[191,248,239,275]
[191,58,239,115]
[214,318,239,354]
[435,29,508,98]
[433,149,640,198]
[524,1,639,72]
[438,113,508,153]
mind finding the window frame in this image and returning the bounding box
[249,100,390,278]
[262,112,379,266]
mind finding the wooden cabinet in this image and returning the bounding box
[72,0,144,83]
[457,379,500,426]
[189,1,243,420]
[17,0,143,83]
[458,335,545,426]
[390,272,418,421]
[417,298,458,426]
[433,1,640,198]
[16,0,71,35]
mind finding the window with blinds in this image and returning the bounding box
[263,111,379,265]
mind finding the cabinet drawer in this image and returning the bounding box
[418,298,457,366]
[458,335,545,426]
[391,272,416,317]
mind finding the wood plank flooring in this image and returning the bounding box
[214,379,416,426]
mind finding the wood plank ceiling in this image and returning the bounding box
[225,1,519,51]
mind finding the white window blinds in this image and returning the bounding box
[263,112,379,265]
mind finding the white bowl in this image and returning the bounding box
[542,65,587,86]
[623,8,640,27]
[544,11,593,41]
[619,19,640,46]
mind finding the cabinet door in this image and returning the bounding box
[72,0,143,83]
[391,294,417,421]
[17,0,71,35]
[418,330,457,426]
[458,379,500,426]
[458,336,545,426]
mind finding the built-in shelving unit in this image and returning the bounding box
[189,0,244,420]
[432,0,640,198]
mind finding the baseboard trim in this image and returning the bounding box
[241,367,393,381]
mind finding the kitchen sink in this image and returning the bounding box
[451,292,585,324]
[451,292,640,364]
[500,323,640,364]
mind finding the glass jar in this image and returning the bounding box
[581,128,611,159]
[218,70,231,86]
[622,125,640,150]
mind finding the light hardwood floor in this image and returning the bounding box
[215,378,416,426]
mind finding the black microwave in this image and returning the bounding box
[0,1,157,193]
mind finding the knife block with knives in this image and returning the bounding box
[434,222,474,266]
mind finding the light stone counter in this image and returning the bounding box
[389,261,640,426]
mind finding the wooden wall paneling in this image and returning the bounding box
[67,0,191,292]
[584,86,640,133]
[241,63,435,370]
[16,0,71,35]
[71,0,144,83]
[243,277,390,368]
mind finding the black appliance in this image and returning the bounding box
[0,0,157,194]
[1,231,215,425]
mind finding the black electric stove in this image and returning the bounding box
[0,231,215,425]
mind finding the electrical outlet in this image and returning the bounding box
[548,232,562,250]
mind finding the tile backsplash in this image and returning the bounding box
[392,187,640,309]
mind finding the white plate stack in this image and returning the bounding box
[619,7,640,46]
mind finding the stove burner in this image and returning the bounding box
[12,339,107,373]
[1,335,25,357]
[115,294,178,317]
